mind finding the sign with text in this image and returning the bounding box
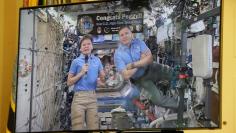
[77,12,143,35]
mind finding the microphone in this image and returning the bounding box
[85,55,89,75]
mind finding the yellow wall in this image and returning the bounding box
[0,0,19,132]
[0,0,5,131]
[0,0,236,133]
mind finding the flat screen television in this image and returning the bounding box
[16,0,222,132]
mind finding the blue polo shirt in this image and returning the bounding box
[69,54,103,91]
[114,38,151,79]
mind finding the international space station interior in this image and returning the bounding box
[16,0,221,132]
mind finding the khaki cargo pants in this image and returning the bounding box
[71,90,99,130]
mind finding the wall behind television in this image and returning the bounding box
[0,0,236,133]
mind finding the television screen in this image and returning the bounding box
[16,0,221,132]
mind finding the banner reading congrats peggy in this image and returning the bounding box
[77,12,143,35]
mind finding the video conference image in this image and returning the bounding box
[16,0,221,132]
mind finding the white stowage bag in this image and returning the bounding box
[190,34,213,79]
[195,77,206,104]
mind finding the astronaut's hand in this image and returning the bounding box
[97,78,106,87]
[80,64,89,75]
[126,62,135,70]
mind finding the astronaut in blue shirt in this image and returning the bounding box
[114,26,178,109]
[67,35,105,130]
[67,51,104,91]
